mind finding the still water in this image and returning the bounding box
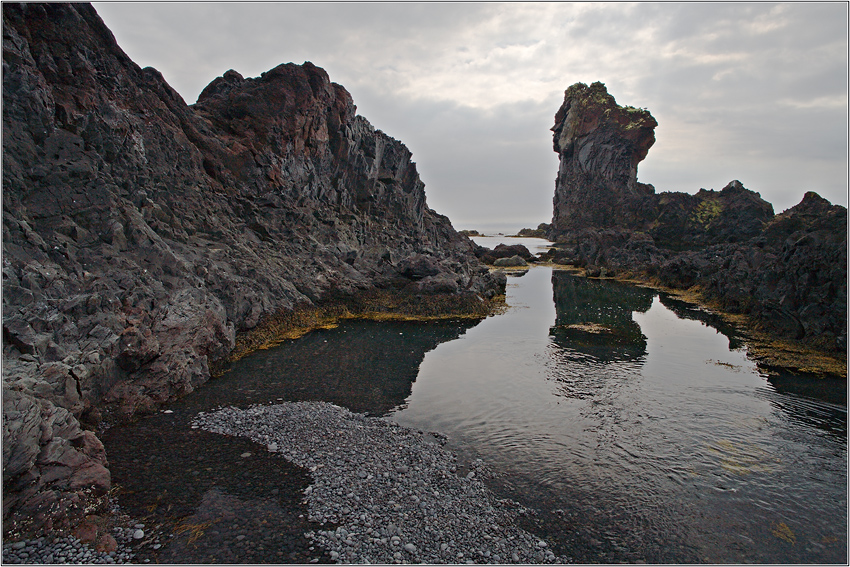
[103,256,846,563]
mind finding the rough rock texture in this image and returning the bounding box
[550,81,658,236]
[515,223,550,238]
[2,3,502,538]
[473,243,535,265]
[547,82,847,359]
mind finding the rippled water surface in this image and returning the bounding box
[392,266,847,563]
[103,239,846,564]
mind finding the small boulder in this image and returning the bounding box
[416,274,459,294]
[73,518,98,544]
[493,255,528,267]
[95,534,118,553]
[397,254,441,280]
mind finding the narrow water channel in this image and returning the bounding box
[102,259,846,564]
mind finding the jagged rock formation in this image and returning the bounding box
[2,3,503,537]
[551,82,658,236]
[547,82,847,361]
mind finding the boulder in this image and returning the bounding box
[546,81,846,357]
[493,255,528,267]
[475,243,533,265]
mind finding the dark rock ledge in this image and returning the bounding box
[544,82,846,377]
[2,3,503,539]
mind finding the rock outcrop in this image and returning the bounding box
[473,243,535,266]
[2,3,503,537]
[551,82,658,236]
[547,82,847,361]
[514,223,550,238]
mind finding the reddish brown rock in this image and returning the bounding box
[95,533,118,553]
[2,2,502,538]
[72,517,98,544]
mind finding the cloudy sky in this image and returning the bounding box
[93,2,847,231]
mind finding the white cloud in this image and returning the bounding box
[92,1,848,226]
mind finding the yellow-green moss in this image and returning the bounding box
[690,198,723,228]
[216,290,505,372]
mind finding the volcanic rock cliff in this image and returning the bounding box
[547,82,847,364]
[2,3,503,537]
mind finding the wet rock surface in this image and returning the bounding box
[547,82,847,362]
[194,402,568,564]
[1,504,148,565]
[2,3,501,536]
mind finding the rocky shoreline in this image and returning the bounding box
[3,1,844,548]
[1,504,145,565]
[194,401,568,564]
[2,2,503,538]
[546,82,846,369]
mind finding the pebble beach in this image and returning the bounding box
[4,401,569,564]
[194,401,568,564]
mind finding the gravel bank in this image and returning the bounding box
[1,525,137,565]
[194,401,569,564]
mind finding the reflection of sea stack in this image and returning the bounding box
[549,272,654,361]
[546,82,847,366]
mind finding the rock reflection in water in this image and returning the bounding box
[394,266,846,564]
[549,271,653,362]
[186,319,477,416]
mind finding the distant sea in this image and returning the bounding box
[456,222,542,236]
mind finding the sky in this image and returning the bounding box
[93,2,848,231]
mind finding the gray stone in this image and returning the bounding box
[493,255,528,267]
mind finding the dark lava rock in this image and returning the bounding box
[1,3,502,538]
[547,81,846,358]
[475,243,534,265]
[493,255,528,268]
[515,223,550,238]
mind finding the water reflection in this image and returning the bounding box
[658,294,746,350]
[394,268,847,564]
[186,319,477,416]
[102,264,846,565]
[550,271,653,362]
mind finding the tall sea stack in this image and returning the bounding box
[2,3,502,537]
[547,82,846,364]
[551,81,658,235]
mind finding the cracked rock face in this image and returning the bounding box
[550,81,658,236]
[2,3,502,537]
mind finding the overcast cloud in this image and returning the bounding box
[93,2,847,230]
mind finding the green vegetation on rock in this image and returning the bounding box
[689,198,723,228]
